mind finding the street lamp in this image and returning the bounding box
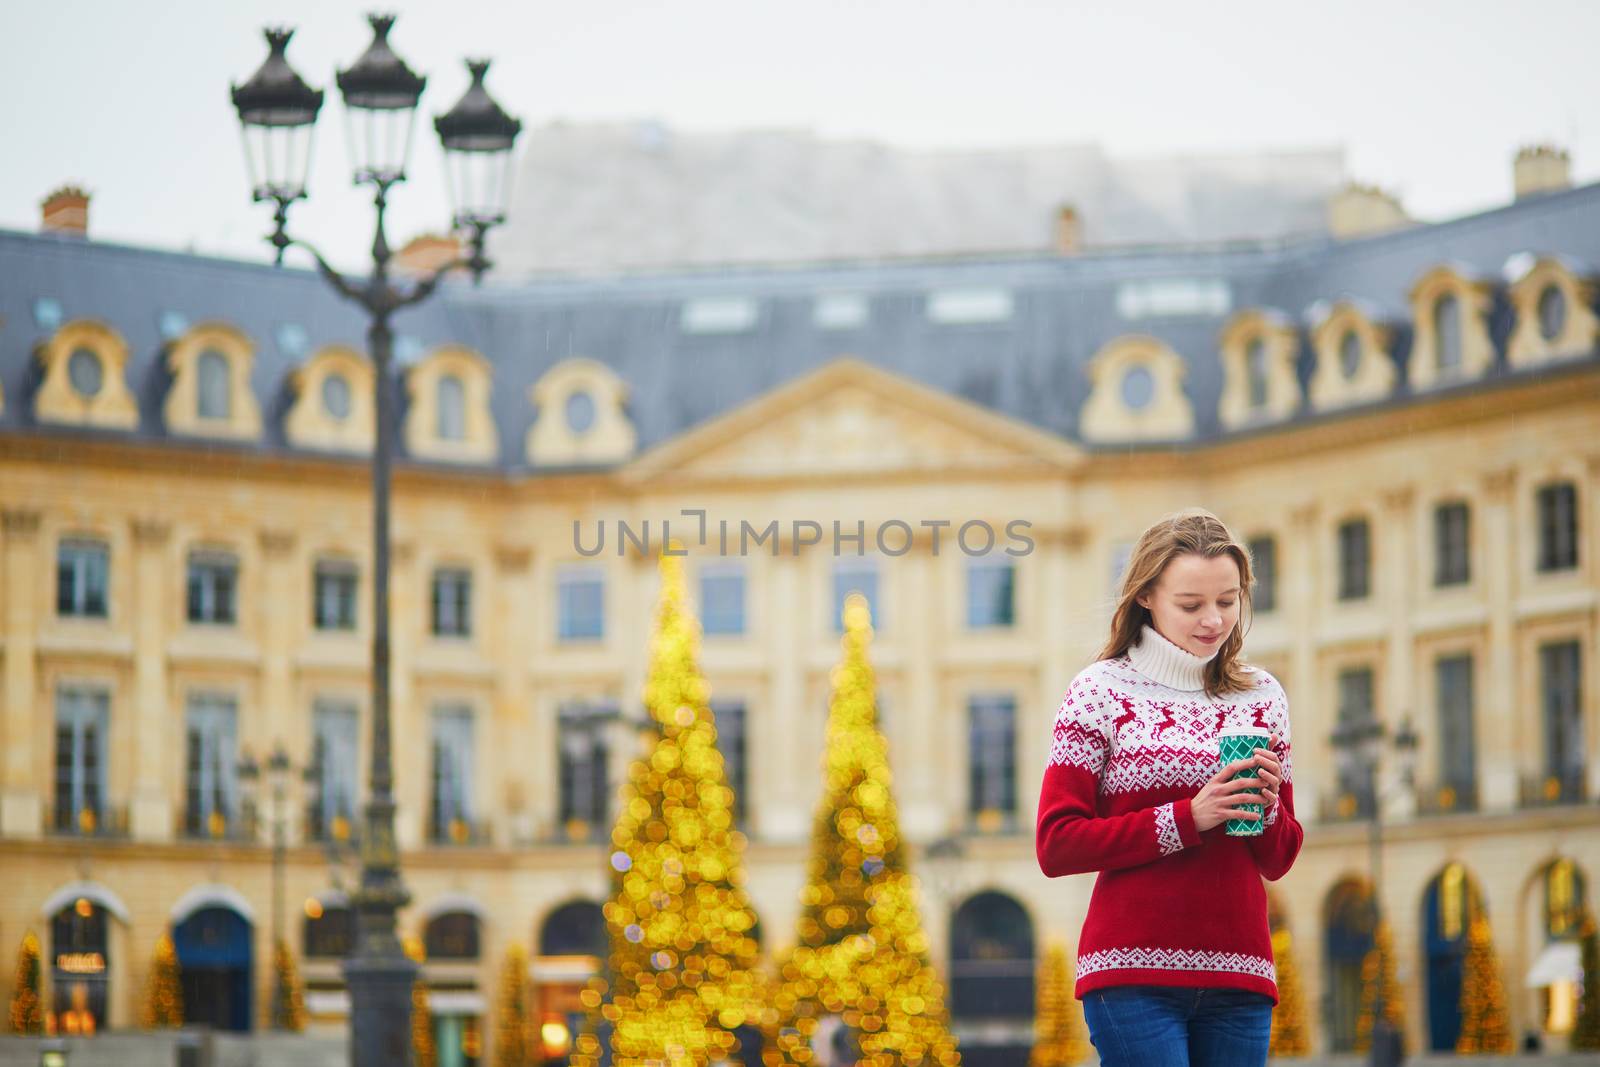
[237,742,302,1030]
[229,16,522,1067]
[1330,713,1419,1067]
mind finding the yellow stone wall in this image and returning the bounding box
[0,355,1596,1058]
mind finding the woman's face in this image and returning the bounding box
[1136,552,1242,658]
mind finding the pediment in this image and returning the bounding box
[624,356,1081,484]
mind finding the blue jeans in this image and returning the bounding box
[1082,985,1274,1067]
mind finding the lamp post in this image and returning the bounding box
[238,742,300,1030]
[229,17,522,1067]
[1330,712,1419,1067]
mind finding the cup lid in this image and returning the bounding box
[1219,726,1272,737]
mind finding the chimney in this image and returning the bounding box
[41,185,90,237]
[1327,182,1411,239]
[394,232,466,278]
[1054,204,1082,255]
[1514,144,1571,199]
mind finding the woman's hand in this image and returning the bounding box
[1192,736,1280,833]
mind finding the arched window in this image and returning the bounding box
[1339,329,1362,379]
[174,905,254,1032]
[1323,879,1376,1052]
[1423,863,1483,1051]
[51,897,109,1034]
[424,909,481,960]
[1537,284,1567,342]
[1434,295,1462,373]
[436,374,466,441]
[539,900,608,959]
[950,891,1035,1020]
[1246,337,1269,408]
[197,350,232,419]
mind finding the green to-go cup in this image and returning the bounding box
[1218,726,1272,836]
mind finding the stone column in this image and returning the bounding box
[390,541,420,849]
[493,543,534,845]
[1380,485,1417,819]
[1588,454,1600,801]
[130,517,174,841]
[899,537,943,841]
[1286,502,1324,821]
[1478,467,1519,811]
[1,508,42,838]
[763,550,807,843]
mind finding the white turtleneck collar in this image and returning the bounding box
[1127,622,1218,692]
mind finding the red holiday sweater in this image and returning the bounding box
[1034,624,1302,1003]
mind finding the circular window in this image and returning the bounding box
[565,389,597,434]
[1120,365,1155,410]
[1537,283,1566,342]
[1339,329,1362,379]
[322,373,352,420]
[67,348,103,398]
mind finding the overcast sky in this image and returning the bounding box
[4,0,1598,272]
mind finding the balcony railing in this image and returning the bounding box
[1519,772,1590,809]
[1317,789,1377,824]
[427,816,493,847]
[45,803,130,839]
[1416,781,1479,815]
[179,807,254,843]
[304,805,360,847]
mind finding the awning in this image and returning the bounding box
[1525,942,1582,988]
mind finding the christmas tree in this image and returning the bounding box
[1029,942,1086,1067]
[141,933,184,1028]
[271,938,308,1031]
[1455,914,1511,1053]
[580,544,767,1067]
[495,943,531,1067]
[766,592,960,1067]
[9,932,43,1034]
[1268,924,1309,1056]
[407,936,437,1067]
[1575,909,1600,1052]
[1355,920,1405,1054]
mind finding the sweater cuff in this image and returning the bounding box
[1173,797,1202,848]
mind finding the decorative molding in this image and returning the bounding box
[1307,301,1398,411]
[258,528,296,556]
[527,357,636,467]
[284,345,376,454]
[494,544,533,572]
[2,508,42,537]
[1217,310,1301,429]
[1081,335,1196,443]
[131,518,172,545]
[33,319,140,430]
[1505,257,1599,370]
[1380,485,1415,512]
[163,322,263,440]
[1481,467,1517,498]
[403,345,498,464]
[1407,266,1496,392]
[1288,502,1320,528]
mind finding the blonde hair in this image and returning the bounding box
[1095,507,1257,699]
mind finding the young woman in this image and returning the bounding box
[1035,508,1303,1067]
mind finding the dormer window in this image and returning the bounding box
[197,350,231,419]
[1538,284,1566,341]
[322,374,352,421]
[437,374,466,441]
[1339,329,1361,379]
[1246,337,1269,408]
[1433,295,1462,374]
[68,348,102,397]
[565,390,596,434]
[1120,364,1155,409]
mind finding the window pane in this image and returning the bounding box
[833,563,880,632]
[700,568,746,636]
[311,701,359,839]
[1537,483,1578,572]
[1540,642,1583,790]
[58,541,109,618]
[1434,295,1462,371]
[558,569,605,640]
[197,350,231,419]
[1338,521,1370,600]
[1434,503,1471,586]
[1537,284,1566,342]
[967,561,1015,628]
[968,695,1017,823]
[1435,655,1476,800]
[437,375,466,441]
[1248,537,1277,613]
[430,706,474,838]
[185,694,237,836]
[432,568,472,637]
[713,700,747,826]
[1246,337,1269,408]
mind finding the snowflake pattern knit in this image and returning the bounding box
[1035,623,1303,1004]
